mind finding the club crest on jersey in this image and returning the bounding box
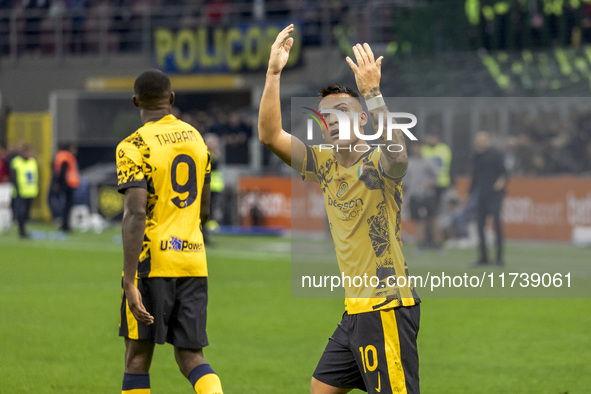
[336,181,349,198]
[160,236,204,252]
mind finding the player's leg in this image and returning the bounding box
[61,186,74,231]
[349,305,421,394]
[125,338,155,372]
[312,314,366,394]
[415,218,426,250]
[391,306,421,394]
[119,278,171,394]
[174,347,222,394]
[174,347,206,377]
[425,194,440,250]
[122,338,155,393]
[409,197,425,250]
[431,187,446,248]
[14,196,26,237]
[490,195,504,265]
[170,277,222,394]
[24,198,33,234]
[310,377,352,394]
[475,198,488,264]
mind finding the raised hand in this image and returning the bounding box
[267,24,295,76]
[346,43,384,97]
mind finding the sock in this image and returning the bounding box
[188,364,223,394]
[122,372,150,394]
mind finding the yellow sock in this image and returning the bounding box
[194,373,223,394]
[189,364,223,394]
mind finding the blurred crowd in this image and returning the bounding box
[172,106,253,165]
[6,0,591,66]
[476,0,591,51]
[0,0,353,54]
[504,113,591,176]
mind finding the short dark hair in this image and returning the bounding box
[58,143,76,152]
[134,70,171,105]
[317,84,359,98]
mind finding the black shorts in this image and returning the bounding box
[433,186,448,214]
[409,195,436,220]
[119,277,208,349]
[313,305,420,394]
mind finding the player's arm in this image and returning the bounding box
[493,151,508,191]
[346,43,408,179]
[200,152,211,227]
[258,24,306,171]
[200,182,210,226]
[469,155,477,196]
[9,161,18,195]
[121,187,154,325]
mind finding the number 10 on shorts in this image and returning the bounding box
[359,345,378,373]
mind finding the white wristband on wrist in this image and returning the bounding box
[365,94,385,111]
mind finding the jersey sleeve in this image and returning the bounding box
[301,145,332,184]
[376,149,406,188]
[301,145,319,183]
[116,139,147,194]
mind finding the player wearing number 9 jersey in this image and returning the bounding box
[117,110,209,278]
[116,70,223,394]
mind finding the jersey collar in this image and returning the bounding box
[145,114,176,124]
[333,146,374,170]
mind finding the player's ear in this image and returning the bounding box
[132,95,139,108]
[169,92,175,106]
[360,111,368,126]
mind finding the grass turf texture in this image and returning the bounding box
[0,224,589,393]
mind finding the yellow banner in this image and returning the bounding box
[153,22,302,73]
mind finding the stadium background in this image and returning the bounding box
[0,1,590,393]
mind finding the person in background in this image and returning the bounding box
[10,145,39,238]
[585,142,591,173]
[221,113,251,164]
[469,131,507,267]
[404,142,437,251]
[0,144,10,183]
[7,142,23,225]
[53,143,80,232]
[421,132,452,250]
[203,133,225,243]
[503,136,518,175]
[0,144,12,232]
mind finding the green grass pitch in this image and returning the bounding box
[0,225,590,393]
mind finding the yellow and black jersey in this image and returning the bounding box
[302,145,420,314]
[116,114,210,278]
